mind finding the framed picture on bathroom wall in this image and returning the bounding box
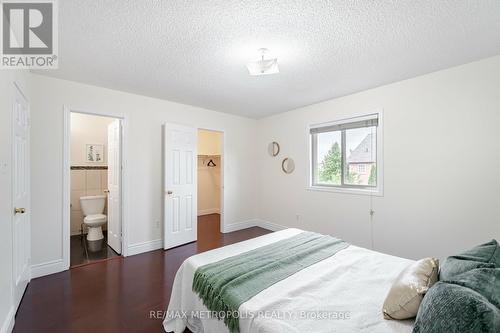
[86,144,104,163]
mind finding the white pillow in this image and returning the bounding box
[383,257,439,320]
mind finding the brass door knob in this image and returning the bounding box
[14,207,26,214]
[167,190,173,195]
[104,189,110,193]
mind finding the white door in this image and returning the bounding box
[12,84,31,309]
[163,123,197,249]
[107,119,121,254]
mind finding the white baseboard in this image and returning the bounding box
[31,259,64,279]
[255,219,287,232]
[0,306,15,333]
[222,219,259,233]
[127,239,163,256]
[222,219,287,233]
[197,208,220,216]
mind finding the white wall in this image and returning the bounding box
[0,71,29,333]
[29,74,258,270]
[257,55,500,261]
[24,54,500,278]
[70,113,114,166]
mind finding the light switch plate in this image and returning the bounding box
[0,162,7,175]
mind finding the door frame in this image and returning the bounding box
[197,126,225,233]
[62,106,129,270]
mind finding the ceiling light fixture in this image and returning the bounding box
[246,48,279,76]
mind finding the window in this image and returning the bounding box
[358,164,366,173]
[310,113,381,194]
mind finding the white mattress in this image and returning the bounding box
[163,228,415,333]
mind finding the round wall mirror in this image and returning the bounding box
[281,157,295,174]
[267,141,280,157]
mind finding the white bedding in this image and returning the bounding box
[163,228,415,333]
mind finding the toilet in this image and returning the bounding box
[80,195,107,241]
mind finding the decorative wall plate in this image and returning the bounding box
[268,141,280,157]
[281,157,295,174]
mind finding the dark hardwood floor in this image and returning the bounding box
[13,214,271,333]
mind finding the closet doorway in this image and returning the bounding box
[197,129,223,239]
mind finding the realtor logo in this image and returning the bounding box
[1,0,58,68]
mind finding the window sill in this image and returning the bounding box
[307,185,383,197]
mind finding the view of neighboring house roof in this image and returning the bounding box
[347,133,375,164]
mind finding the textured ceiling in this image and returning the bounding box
[37,0,500,118]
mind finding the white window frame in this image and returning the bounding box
[307,110,384,196]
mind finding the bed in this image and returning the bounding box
[163,228,415,333]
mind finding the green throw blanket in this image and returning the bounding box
[192,231,349,333]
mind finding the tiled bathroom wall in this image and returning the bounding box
[70,168,108,235]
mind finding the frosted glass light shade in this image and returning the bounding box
[246,58,279,76]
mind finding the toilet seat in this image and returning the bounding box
[83,214,107,241]
[84,214,107,225]
[80,195,107,243]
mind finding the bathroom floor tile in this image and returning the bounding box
[70,232,120,267]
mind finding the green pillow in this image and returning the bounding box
[413,282,500,333]
[440,240,499,281]
[447,268,500,310]
[454,240,500,265]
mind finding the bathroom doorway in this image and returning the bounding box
[67,112,123,267]
[197,129,223,239]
